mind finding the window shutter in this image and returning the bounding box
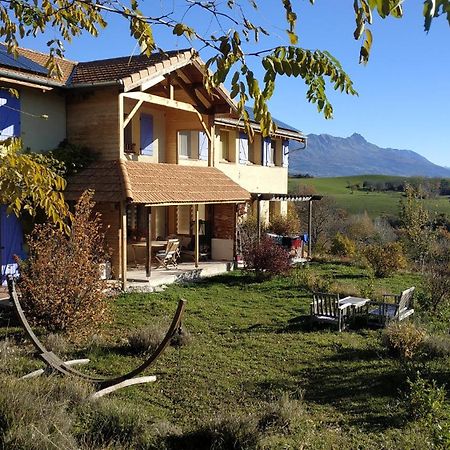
[0,90,20,141]
[239,132,249,164]
[261,137,271,166]
[282,139,289,168]
[198,131,208,161]
[140,113,153,156]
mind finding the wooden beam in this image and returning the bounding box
[140,75,165,91]
[173,73,210,113]
[120,202,127,290]
[194,205,200,268]
[123,92,201,114]
[308,200,313,259]
[207,115,215,167]
[146,206,152,278]
[119,94,125,155]
[196,111,212,142]
[123,99,144,128]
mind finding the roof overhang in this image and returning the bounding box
[215,117,306,143]
[252,193,323,202]
[65,160,250,205]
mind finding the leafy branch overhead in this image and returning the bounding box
[0,0,448,135]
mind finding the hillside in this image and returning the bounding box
[289,133,450,178]
[289,175,450,217]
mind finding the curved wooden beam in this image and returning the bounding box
[7,277,186,389]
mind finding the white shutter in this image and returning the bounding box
[282,139,289,168]
[198,131,208,161]
[239,132,248,164]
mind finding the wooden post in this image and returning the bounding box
[256,197,261,242]
[207,115,215,167]
[194,204,199,268]
[308,199,313,259]
[146,206,152,278]
[120,202,127,290]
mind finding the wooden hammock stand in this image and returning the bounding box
[6,276,186,399]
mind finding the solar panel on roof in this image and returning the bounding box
[0,46,48,76]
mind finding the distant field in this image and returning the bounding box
[289,175,450,218]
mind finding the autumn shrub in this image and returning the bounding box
[382,322,427,359]
[267,207,300,236]
[292,266,333,293]
[330,232,357,258]
[421,334,450,357]
[363,241,407,277]
[420,253,450,313]
[18,191,109,337]
[243,236,291,279]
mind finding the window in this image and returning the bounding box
[220,130,230,161]
[178,130,200,159]
[269,140,276,166]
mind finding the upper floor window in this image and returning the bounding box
[220,130,230,161]
[178,130,208,160]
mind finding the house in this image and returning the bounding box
[0,44,306,287]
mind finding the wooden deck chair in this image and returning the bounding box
[155,239,180,269]
[367,287,415,327]
[310,292,348,332]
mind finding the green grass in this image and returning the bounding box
[2,264,447,448]
[289,175,450,217]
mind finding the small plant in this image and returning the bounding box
[127,323,166,354]
[406,374,446,423]
[382,322,426,359]
[330,233,357,258]
[292,266,333,293]
[18,191,109,338]
[243,236,291,280]
[258,392,305,434]
[363,241,407,277]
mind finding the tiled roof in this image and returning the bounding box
[64,160,250,205]
[71,50,193,87]
[64,161,125,203]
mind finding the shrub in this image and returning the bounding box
[330,233,357,258]
[382,322,426,359]
[170,326,192,348]
[421,334,450,357]
[292,266,333,293]
[127,323,166,354]
[267,207,300,236]
[406,374,446,422]
[243,236,291,280]
[363,241,407,277]
[18,191,109,338]
[421,256,450,313]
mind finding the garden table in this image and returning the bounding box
[339,296,371,322]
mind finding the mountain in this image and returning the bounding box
[289,133,450,178]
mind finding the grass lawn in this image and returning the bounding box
[1,263,448,449]
[289,175,450,218]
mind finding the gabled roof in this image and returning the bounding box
[71,49,193,88]
[64,161,250,205]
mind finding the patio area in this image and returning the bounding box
[124,260,234,291]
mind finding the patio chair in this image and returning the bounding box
[367,287,415,327]
[310,292,348,332]
[155,239,180,269]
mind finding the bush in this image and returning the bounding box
[330,233,357,258]
[243,236,291,280]
[421,334,450,357]
[363,241,407,277]
[291,266,333,293]
[406,374,446,422]
[18,191,109,338]
[127,323,166,354]
[421,257,450,313]
[267,207,300,236]
[382,322,426,359]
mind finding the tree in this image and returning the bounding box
[0,0,447,136]
[0,138,70,231]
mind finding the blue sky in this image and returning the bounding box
[19,0,450,167]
